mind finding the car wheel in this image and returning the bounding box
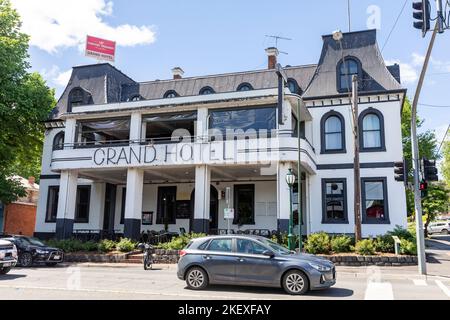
[0,267,11,275]
[441,229,449,235]
[19,252,33,267]
[45,262,58,267]
[282,270,309,295]
[186,267,208,290]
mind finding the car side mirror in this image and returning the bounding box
[262,250,275,258]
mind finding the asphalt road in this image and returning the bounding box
[0,236,448,300]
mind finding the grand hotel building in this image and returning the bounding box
[35,29,408,240]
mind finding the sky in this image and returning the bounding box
[10,0,450,149]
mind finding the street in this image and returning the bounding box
[0,236,449,300]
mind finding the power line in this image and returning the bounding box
[381,0,409,53]
[419,103,450,108]
[437,124,450,154]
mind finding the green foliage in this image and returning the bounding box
[157,233,207,250]
[374,235,395,253]
[400,238,417,255]
[116,238,137,252]
[98,239,116,253]
[442,140,450,188]
[388,225,416,241]
[330,235,353,253]
[0,0,55,202]
[304,232,330,254]
[355,239,376,255]
[45,239,97,253]
[422,183,449,237]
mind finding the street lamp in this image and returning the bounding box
[285,168,296,251]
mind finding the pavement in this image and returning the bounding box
[0,235,449,300]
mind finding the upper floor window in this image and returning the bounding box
[76,117,130,148]
[338,57,360,92]
[129,95,143,102]
[237,83,253,92]
[163,90,179,99]
[320,111,346,154]
[68,88,85,111]
[199,86,215,95]
[359,108,385,152]
[53,131,65,151]
[287,78,301,94]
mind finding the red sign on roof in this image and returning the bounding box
[85,35,116,62]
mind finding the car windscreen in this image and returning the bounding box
[20,237,45,247]
[259,239,291,255]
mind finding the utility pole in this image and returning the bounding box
[352,75,362,241]
[411,22,439,275]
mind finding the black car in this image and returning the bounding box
[2,236,64,267]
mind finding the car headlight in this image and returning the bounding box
[35,249,48,254]
[0,251,5,259]
[308,262,332,272]
[12,245,18,258]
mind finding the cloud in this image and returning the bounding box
[41,65,72,87]
[11,0,156,54]
[385,59,418,84]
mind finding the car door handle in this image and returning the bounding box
[237,258,245,262]
[203,255,212,260]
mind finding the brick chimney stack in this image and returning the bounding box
[265,47,279,69]
[171,67,184,80]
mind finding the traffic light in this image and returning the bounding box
[419,179,428,198]
[413,0,431,37]
[394,159,408,184]
[422,158,439,181]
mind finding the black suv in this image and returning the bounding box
[1,236,63,267]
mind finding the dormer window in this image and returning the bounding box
[199,86,215,95]
[68,87,92,112]
[338,57,360,92]
[287,78,301,94]
[237,83,253,92]
[163,90,179,98]
[129,95,143,102]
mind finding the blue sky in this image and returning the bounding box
[12,0,450,144]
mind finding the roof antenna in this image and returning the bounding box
[265,35,292,55]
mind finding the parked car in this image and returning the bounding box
[177,235,336,295]
[2,236,64,267]
[427,221,450,235]
[0,239,18,274]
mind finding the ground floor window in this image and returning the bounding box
[156,186,177,226]
[233,184,255,225]
[75,186,91,223]
[46,186,59,222]
[361,177,389,224]
[321,178,348,224]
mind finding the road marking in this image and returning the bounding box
[364,282,394,300]
[435,280,450,298]
[413,279,428,286]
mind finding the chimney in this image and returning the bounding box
[171,67,184,80]
[265,47,279,69]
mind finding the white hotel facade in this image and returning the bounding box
[35,30,408,240]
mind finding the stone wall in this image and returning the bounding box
[318,254,418,266]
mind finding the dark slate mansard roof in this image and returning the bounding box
[49,29,403,120]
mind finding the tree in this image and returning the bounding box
[422,183,449,238]
[401,98,439,215]
[0,0,55,204]
[442,140,450,188]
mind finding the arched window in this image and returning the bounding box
[199,86,215,95]
[237,83,253,92]
[338,57,360,92]
[163,90,179,98]
[68,88,85,111]
[359,109,385,151]
[287,78,300,94]
[129,95,143,102]
[321,111,346,154]
[53,131,65,151]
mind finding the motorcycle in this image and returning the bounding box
[138,243,155,270]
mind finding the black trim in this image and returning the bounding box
[277,219,289,233]
[123,218,141,240]
[199,86,215,95]
[163,90,179,98]
[191,219,209,234]
[120,187,126,224]
[359,108,386,152]
[336,56,362,93]
[320,110,346,154]
[40,174,61,180]
[74,185,91,223]
[317,162,394,170]
[45,186,59,223]
[56,218,74,240]
[233,184,255,225]
[236,83,254,91]
[321,178,349,224]
[361,177,390,224]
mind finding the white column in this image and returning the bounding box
[277,162,292,232]
[193,165,211,233]
[90,182,106,230]
[130,112,142,144]
[123,168,144,239]
[56,170,78,239]
[64,118,77,149]
[196,107,208,142]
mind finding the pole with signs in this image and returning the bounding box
[224,187,232,234]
